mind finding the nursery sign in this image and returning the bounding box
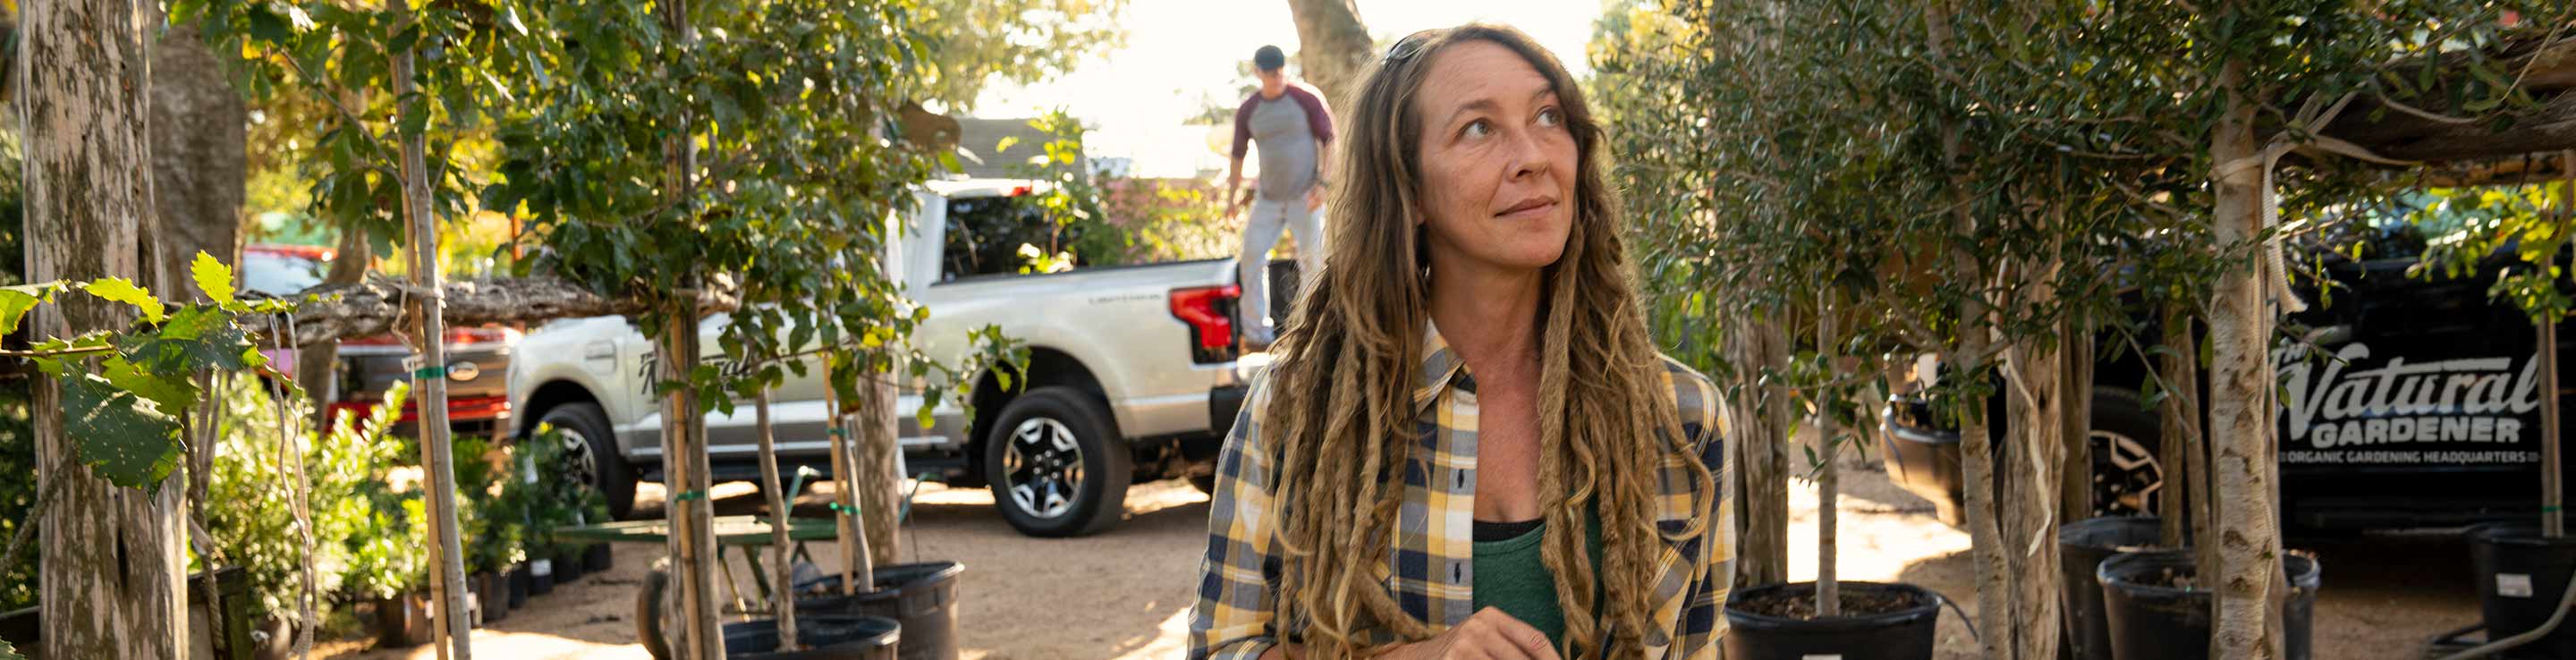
[2278,343,2543,464]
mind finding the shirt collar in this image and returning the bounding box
[1413,319,1468,410]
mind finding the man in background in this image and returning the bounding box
[1226,45,1334,348]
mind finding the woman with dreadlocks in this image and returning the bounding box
[1188,23,1733,660]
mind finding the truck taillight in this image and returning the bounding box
[1169,284,1241,364]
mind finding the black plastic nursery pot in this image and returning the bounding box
[472,571,509,624]
[373,592,436,648]
[2097,549,2318,660]
[555,550,587,584]
[2059,516,2167,660]
[586,542,615,574]
[530,557,557,596]
[508,564,532,608]
[795,562,964,660]
[2469,522,2576,659]
[1722,580,1942,660]
[724,614,901,660]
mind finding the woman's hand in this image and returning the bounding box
[1385,607,1562,660]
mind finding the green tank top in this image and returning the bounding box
[1470,512,1605,651]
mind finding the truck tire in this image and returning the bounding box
[984,386,1131,537]
[2088,388,2165,519]
[538,402,640,520]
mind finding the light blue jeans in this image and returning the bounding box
[1240,198,1325,343]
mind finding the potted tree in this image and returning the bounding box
[1723,298,1942,660]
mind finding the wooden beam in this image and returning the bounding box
[258,275,738,347]
[2323,37,2576,164]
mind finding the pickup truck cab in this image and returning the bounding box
[507,179,1267,537]
[1880,215,2573,532]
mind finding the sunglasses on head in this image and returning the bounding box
[1384,30,1440,63]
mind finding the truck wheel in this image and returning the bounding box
[2089,388,2165,519]
[538,402,639,520]
[984,386,1131,537]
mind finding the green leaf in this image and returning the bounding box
[62,371,184,492]
[192,251,240,308]
[0,283,55,337]
[0,637,22,660]
[118,307,252,374]
[83,277,165,323]
[103,357,199,415]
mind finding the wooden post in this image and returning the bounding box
[1816,294,1840,617]
[658,311,723,659]
[2547,149,2572,539]
[825,384,860,594]
[2062,314,2096,520]
[22,1,189,656]
[654,1,721,656]
[755,390,799,648]
[2157,305,2206,550]
[387,7,471,657]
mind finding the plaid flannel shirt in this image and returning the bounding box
[1189,323,1734,659]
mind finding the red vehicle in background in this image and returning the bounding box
[242,244,519,437]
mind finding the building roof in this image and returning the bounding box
[953,117,1076,180]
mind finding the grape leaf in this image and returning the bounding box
[62,371,184,492]
[83,277,165,323]
[192,251,240,308]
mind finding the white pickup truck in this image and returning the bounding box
[505,179,1280,537]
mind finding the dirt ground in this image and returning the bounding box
[318,461,2487,660]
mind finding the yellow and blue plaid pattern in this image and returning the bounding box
[1189,324,1735,659]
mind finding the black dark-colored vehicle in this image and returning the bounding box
[1881,216,2572,532]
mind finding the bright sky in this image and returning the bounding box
[970,0,1608,178]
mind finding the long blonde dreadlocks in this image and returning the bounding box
[1257,23,1718,660]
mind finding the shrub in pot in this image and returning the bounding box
[205,377,408,656]
[517,427,586,596]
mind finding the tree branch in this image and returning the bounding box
[259,275,739,346]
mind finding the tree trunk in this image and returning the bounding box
[1815,296,1839,617]
[658,4,723,656]
[148,21,245,302]
[857,357,902,568]
[826,382,875,595]
[389,9,474,656]
[1282,0,1372,108]
[2000,335,2066,660]
[2206,58,2285,660]
[1721,308,1792,589]
[755,389,799,649]
[1923,8,2014,656]
[2060,314,2094,519]
[2157,305,2205,549]
[292,226,368,413]
[22,0,190,656]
